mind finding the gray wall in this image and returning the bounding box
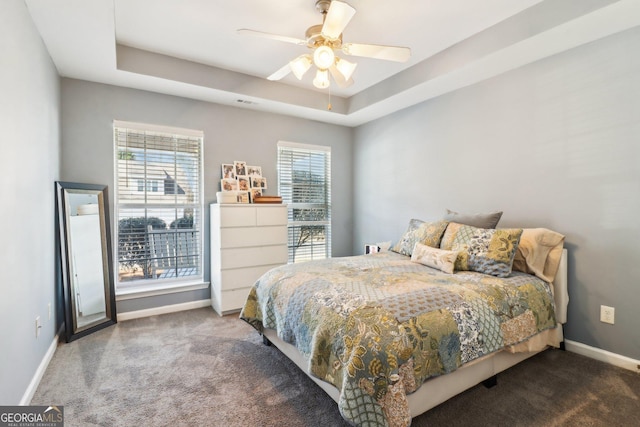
[0,1,61,404]
[60,79,353,314]
[353,27,640,360]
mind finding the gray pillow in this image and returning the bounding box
[443,209,503,229]
[407,218,425,231]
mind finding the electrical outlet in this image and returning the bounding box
[35,316,41,338]
[600,305,615,324]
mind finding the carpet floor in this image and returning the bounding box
[32,308,640,426]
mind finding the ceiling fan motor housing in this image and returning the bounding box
[305,24,342,49]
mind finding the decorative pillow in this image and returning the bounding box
[512,228,565,282]
[443,209,503,229]
[376,241,392,252]
[411,243,458,274]
[440,222,523,277]
[391,220,449,256]
[406,218,425,232]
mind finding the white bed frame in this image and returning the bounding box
[262,249,568,419]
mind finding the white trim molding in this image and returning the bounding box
[565,340,640,373]
[113,120,204,138]
[117,299,211,321]
[277,140,331,153]
[116,281,209,301]
[21,326,62,405]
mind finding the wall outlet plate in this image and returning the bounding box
[600,305,615,324]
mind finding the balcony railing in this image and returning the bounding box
[118,227,200,282]
[147,227,199,279]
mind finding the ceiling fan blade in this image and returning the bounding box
[267,63,292,81]
[321,1,356,41]
[342,43,411,62]
[329,65,354,88]
[237,29,306,46]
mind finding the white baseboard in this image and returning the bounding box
[117,299,212,321]
[21,326,62,405]
[565,340,640,373]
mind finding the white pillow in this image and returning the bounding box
[411,243,458,274]
[377,241,392,252]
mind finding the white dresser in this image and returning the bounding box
[210,203,288,316]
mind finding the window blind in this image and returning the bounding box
[114,122,203,286]
[277,141,331,263]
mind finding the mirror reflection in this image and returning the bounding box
[66,192,107,329]
[56,182,116,342]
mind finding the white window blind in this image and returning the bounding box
[114,121,203,287]
[277,141,331,263]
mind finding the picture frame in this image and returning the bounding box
[221,178,238,192]
[250,188,262,202]
[236,191,250,204]
[251,176,267,189]
[234,160,247,176]
[221,163,236,179]
[237,176,250,191]
[247,166,262,177]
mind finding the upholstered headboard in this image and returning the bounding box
[552,249,569,324]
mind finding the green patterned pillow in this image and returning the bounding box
[440,222,523,277]
[391,220,449,256]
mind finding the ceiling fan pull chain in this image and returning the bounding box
[328,85,332,111]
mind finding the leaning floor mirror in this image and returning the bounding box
[56,182,117,342]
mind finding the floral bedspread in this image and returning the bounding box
[240,252,556,427]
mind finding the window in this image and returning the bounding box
[137,179,160,193]
[114,121,203,288]
[277,141,331,263]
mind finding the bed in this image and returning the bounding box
[240,221,568,427]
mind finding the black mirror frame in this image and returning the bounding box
[55,181,117,342]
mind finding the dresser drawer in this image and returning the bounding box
[220,226,287,248]
[221,245,288,269]
[256,206,288,226]
[219,264,281,291]
[213,287,253,315]
[219,206,256,227]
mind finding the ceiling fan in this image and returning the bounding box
[238,0,411,90]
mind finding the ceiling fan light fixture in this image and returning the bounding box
[240,0,411,90]
[313,45,335,70]
[334,57,357,81]
[313,69,330,89]
[289,55,312,80]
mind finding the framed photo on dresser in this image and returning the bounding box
[221,178,238,192]
[237,176,250,191]
[236,191,250,204]
[247,166,262,177]
[251,176,267,189]
[234,161,247,176]
[221,164,235,179]
[250,188,262,202]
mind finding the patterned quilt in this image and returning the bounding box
[240,252,556,427]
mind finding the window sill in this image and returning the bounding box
[116,280,210,301]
